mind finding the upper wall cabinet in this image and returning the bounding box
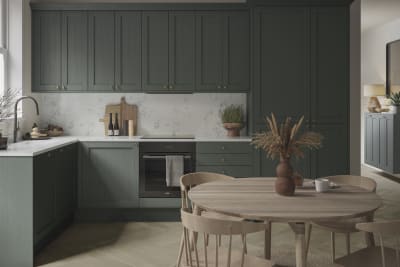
[88,11,142,92]
[33,11,87,92]
[196,11,249,92]
[88,12,115,91]
[142,12,195,93]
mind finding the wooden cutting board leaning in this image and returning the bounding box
[99,97,138,136]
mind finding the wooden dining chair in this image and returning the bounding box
[335,220,400,267]
[180,172,271,256]
[306,175,377,262]
[177,208,273,267]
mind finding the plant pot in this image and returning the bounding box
[0,137,8,150]
[223,123,242,137]
[391,105,399,114]
[275,157,295,196]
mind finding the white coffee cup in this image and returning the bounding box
[315,178,330,193]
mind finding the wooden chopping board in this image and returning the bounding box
[100,97,137,136]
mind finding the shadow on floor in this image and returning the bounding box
[35,223,126,266]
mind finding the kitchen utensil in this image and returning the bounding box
[315,178,330,192]
[100,97,137,136]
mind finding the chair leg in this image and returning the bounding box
[177,231,185,267]
[345,233,351,255]
[264,221,272,260]
[241,234,247,254]
[218,234,222,246]
[331,232,336,263]
[305,223,312,261]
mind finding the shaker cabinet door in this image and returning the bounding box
[115,12,142,92]
[88,12,115,91]
[79,142,139,208]
[61,11,88,91]
[142,12,169,92]
[378,116,394,172]
[169,12,196,92]
[223,11,250,92]
[32,11,62,92]
[196,12,224,92]
[253,7,310,123]
[310,7,348,124]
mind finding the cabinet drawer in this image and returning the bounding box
[196,165,253,178]
[196,142,252,154]
[196,153,253,166]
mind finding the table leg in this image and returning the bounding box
[365,213,375,247]
[264,221,272,260]
[289,222,307,267]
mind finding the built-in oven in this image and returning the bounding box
[139,142,196,198]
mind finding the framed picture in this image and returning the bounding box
[386,39,400,96]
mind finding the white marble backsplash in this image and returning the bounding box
[31,93,247,137]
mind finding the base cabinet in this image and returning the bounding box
[364,113,399,173]
[34,144,77,251]
[78,142,139,208]
[196,142,254,177]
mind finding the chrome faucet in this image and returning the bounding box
[14,96,40,143]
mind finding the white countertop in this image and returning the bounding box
[0,135,252,157]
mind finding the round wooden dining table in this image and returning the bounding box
[188,178,383,267]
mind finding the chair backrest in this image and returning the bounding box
[180,172,234,209]
[178,209,267,267]
[322,175,377,192]
[356,220,400,267]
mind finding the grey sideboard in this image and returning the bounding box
[364,113,400,173]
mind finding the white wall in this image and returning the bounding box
[361,18,400,164]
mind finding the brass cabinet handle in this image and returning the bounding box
[56,85,60,90]
[217,85,222,89]
[169,85,174,89]
[163,85,168,89]
[223,85,227,89]
[221,146,225,150]
[221,158,225,162]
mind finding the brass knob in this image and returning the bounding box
[56,85,60,90]
[221,158,225,162]
[169,85,174,89]
[217,85,221,89]
[163,85,168,89]
[221,146,225,150]
[223,85,227,89]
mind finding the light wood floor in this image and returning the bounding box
[36,166,400,267]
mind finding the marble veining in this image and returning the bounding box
[32,93,247,137]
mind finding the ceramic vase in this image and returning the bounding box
[223,123,242,137]
[275,156,295,196]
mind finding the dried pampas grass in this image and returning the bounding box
[252,113,323,160]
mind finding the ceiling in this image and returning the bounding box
[362,0,400,32]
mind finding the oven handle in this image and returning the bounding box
[142,155,192,159]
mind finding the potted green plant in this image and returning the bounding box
[252,114,323,196]
[0,89,18,150]
[220,105,244,137]
[390,92,400,113]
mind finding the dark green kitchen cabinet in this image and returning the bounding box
[34,144,77,250]
[78,142,139,208]
[142,12,170,92]
[34,151,56,245]
[253,7,310,123]
[88,12,115,91]
[61,12,88,91]
[196,142,254,178]
[32,11,62,92]
[142,12,195,92]
[310,7,349,124]
[115,12,142,92]
[196,11,249,92]
[32,11,87,92]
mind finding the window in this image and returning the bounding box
[0,0,7,96]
